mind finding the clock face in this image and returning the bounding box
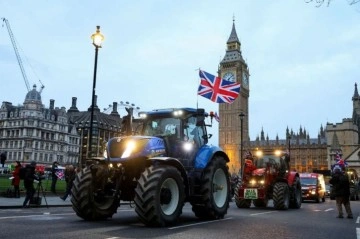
[242,72,249,87]
[223,72,235,82]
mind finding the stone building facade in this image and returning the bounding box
[0,85,80,166]
[249,126,328,174]
[326,83,360,175]
[66,96,122,166]
[0,86,124,167]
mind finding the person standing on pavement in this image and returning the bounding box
[22,161,37,208]
[12,161,21,198]
[60,164,76,201]
[51,161,59,194]
[329,165,353,219]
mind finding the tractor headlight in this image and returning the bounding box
[173,110,183,116]
[139,113,147,119]
[183,142,193,151]
[259,180,265,185]
[250,179,256,185]
[122,140,136,158]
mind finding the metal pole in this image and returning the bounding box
[240,117,244,169]
[239,112,245,173]
[88,46,99,162]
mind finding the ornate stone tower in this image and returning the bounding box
[218,20,249,174]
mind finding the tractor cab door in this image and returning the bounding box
[184,116,207,148]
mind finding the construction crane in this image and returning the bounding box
[2,17,44,93]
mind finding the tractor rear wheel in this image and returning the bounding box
[71,166,118,220]
[289,177,302,209]
[191,156,230,219]
[273,182,290,210]
[134,165,185,227]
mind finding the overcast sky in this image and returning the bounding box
[1,0,359,145]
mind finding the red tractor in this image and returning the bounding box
[234,150,302,210]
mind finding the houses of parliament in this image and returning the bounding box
[218,21,360,176]
[0,21,359,176]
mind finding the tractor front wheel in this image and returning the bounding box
[191,156,230,219]
[71,166,119,220]
[134,165,185,227]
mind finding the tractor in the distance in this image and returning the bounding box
[234,150,302,210]
[71,108,231,227]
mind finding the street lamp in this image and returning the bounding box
[88,26,104,160]
[239,112,245,171]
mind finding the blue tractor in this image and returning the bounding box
[71,108,231,227]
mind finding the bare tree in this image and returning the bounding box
[305,0,360,7]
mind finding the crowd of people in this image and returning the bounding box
[4,160,80,208]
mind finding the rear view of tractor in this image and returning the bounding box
[71,108,230,227]
[234,150,302,210]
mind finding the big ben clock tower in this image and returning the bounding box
[219,20,250,174]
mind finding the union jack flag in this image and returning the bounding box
[55,170,65,180]
[198,70,240,104]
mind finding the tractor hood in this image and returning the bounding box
[252,168,266,176]
[106,136,166,162]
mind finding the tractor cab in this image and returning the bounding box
[135,108,212,167]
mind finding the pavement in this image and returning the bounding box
[0,194,72,209]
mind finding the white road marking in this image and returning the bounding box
[168,217,232,230]
[0,212,74,220]
[324,208,334,212]
[357,216,360,224]
[357,228,360,239]
[250,211,278,216]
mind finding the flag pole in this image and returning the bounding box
[195,68,201,109]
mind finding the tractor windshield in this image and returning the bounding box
[141,115,207,148]
[143,118,181,138]
[254,155,280,168]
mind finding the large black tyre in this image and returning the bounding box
[273,182,290,210]
[289,177,302,209]
[134,165,185,227]
[71,166,118,220]
[234,181,252,208]
[191,156,230,219]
